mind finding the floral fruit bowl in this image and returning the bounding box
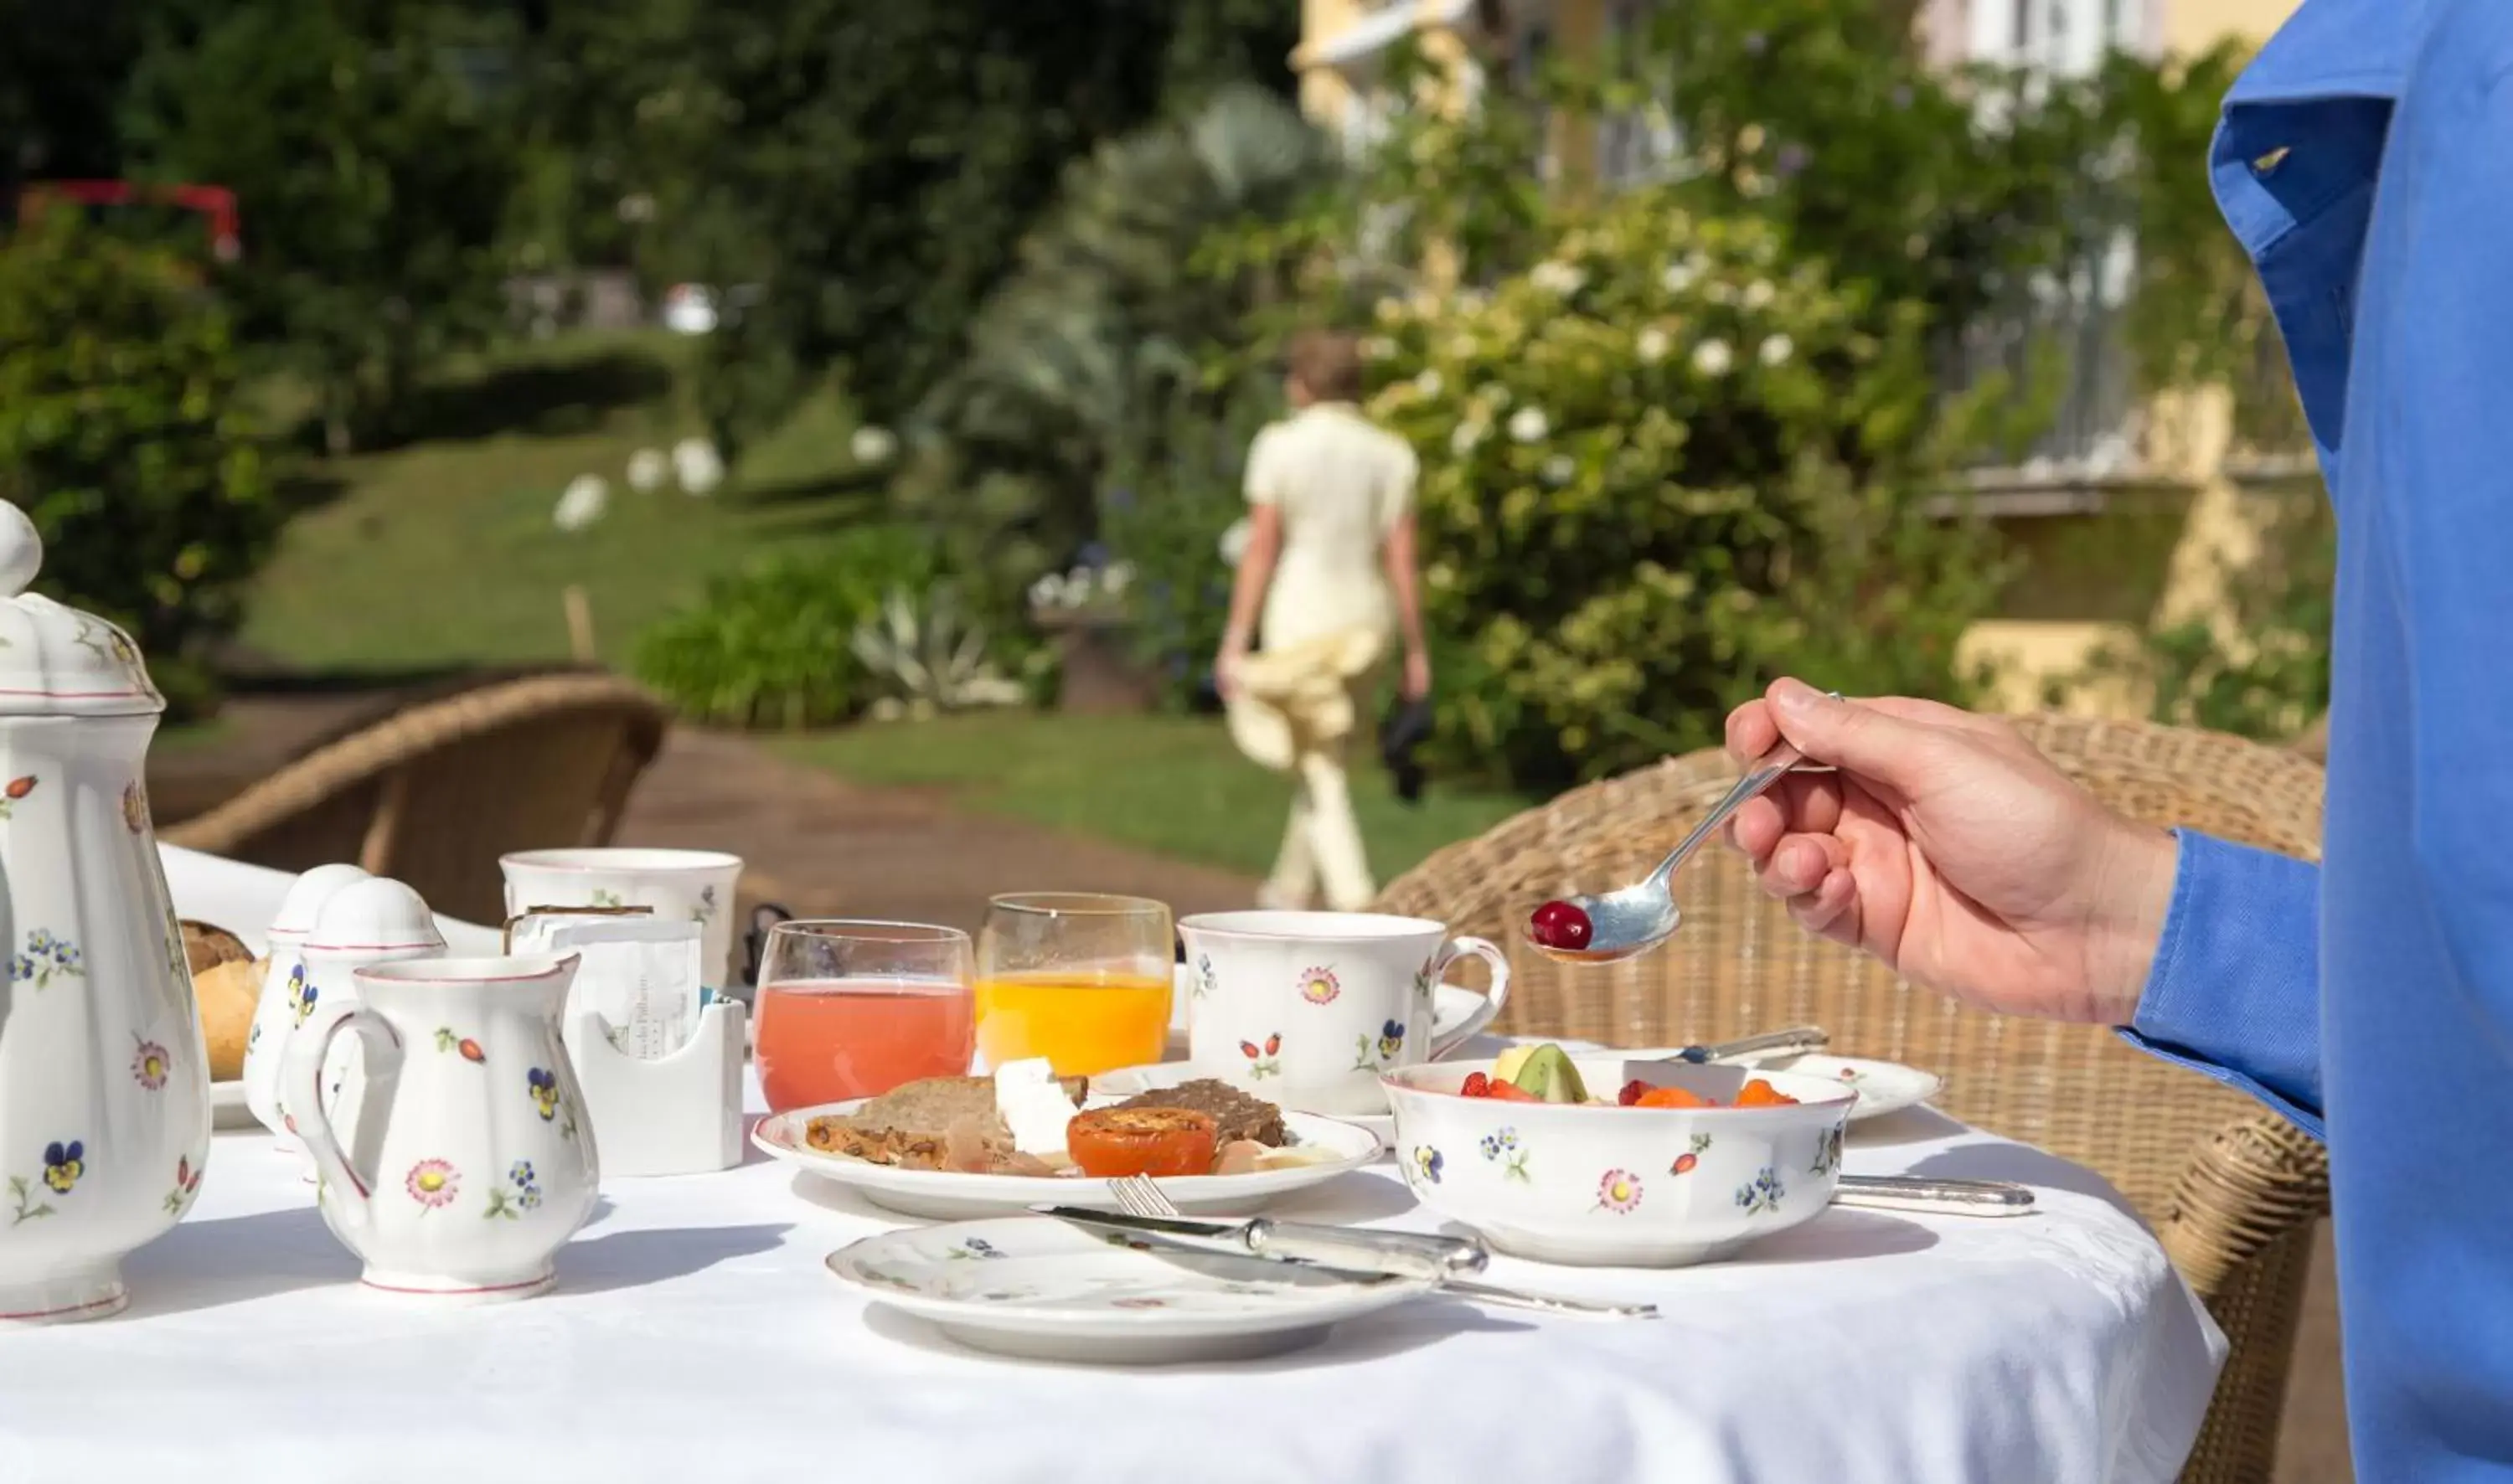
[1380,1057,1854,1267]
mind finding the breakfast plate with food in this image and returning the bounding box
[753,1060,1381,1220]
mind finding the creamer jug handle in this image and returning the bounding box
[281,1002,402,1237]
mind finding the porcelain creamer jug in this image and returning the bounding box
[286,954,601,1301]
[0,502,210,1322]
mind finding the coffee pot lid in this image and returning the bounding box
[0,502,165,717]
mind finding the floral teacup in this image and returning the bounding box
[501,848,743,994]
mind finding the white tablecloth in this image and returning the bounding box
[9,848,2226,1484]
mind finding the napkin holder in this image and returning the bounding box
[509,906,747,1177]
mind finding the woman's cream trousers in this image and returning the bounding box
[1224,626,1385,912]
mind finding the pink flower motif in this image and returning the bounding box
[405,1159,459,1210]
[1597,1168,1644,1214]
[1298,967,1340,1006]
[131,1038,170,1091]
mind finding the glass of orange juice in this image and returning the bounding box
[975,893,1174,1078]
[753,920,975,1112]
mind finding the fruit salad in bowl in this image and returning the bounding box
[1380,1045,1855,1267]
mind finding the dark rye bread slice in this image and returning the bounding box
[1111,1079,1287,1147]
[803,1074,1089,1170]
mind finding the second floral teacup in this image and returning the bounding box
[1176,910,1510,1116]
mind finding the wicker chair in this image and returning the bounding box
[1375,714,2330,1484]
[163,672,672,925]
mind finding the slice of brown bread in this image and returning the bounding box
[803,1074,1089,1171]
[1111,1080,1286,1147]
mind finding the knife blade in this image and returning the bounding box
[1032,1205,1487,1281]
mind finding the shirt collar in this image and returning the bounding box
[2225,0,2422,107]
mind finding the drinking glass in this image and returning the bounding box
[753,920,975,1112]
[974,893,1174,1077]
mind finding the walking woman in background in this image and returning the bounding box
[1215,329,1431,913]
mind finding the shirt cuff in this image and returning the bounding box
[2116,830,2325,1141]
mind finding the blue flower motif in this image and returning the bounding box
[527,1066,560,1121]
[1376,1019,1406,1059]
[1412,1146,1444,1185]
[41,1140,84,1195]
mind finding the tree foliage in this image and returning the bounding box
[0,215,277,715]
[529,0,1299,456]
[121,0,523,451]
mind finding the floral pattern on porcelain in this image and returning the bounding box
[285,965,317,1025]
[1736,1166,1786,1216]
[121,781,149,834]
[690,884,719,925]
[131,1037,172,1091]
[1670,1131,1712,1176]
[0,773,34,819]
[7,1139,85,1226]
[1478,1126,1530,1182]
[484,1161,543,1220]
[406,1159,460,1210]
[435,1028,486,1063]
[1237,1033,1282,1080]
[1298,966,1339,1006]
[1193,953,1216,1001]
[1810,1124,1844,1177]
[1596,1168,1644,1214]
[163,1154,206,1218]
[1412,1146,1444,1184]
[13,929,83,989]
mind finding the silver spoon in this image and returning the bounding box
[1523,703,1834,966]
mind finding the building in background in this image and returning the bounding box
[1292,0,2314,721]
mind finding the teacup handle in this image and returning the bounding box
[281,1003,403,1239]
[1427,935,1512,1058]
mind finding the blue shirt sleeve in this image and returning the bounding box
[2118,830,2325,1139]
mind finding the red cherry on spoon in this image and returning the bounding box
[1526,899,1593,951]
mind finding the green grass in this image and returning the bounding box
[239,332,876,672]
[771,712,1527,883]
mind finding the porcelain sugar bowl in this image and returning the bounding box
[0,501,211,1322]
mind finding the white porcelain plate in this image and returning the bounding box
[827,1217,1429,1363]
[754,1100,1380,1221]
[1697,1052,1943,1122]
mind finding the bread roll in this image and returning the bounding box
[182,920,252,977]
[194,956,262,1083]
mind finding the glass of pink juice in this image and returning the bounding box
[753,920,974,1110]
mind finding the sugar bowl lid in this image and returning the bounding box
[0,502,164,716]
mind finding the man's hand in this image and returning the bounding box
[1723,679,2178,1027]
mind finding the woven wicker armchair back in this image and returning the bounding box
[1375,714,2334,1483]
[163,672,671,925]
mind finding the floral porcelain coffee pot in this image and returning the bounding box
[0,502,210,1322]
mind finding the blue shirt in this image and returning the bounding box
[2119,2,2513,1476]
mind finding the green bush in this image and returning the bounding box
[632,527,946,729]
[1366,198,2010,791]
[0,216,276,718]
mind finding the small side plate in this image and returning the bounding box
[827,1217,1430,1364]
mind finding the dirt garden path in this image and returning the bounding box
[610,728,1260,930]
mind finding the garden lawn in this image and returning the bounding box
[239,332,876,673]
[772,712,1527,884]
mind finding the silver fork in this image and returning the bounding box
[1109,1175,1658,1320]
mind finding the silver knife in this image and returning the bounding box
[1033,1205,1487,1281]
[1833,1173,2036,1215]
[1034,1206,1657,1318]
